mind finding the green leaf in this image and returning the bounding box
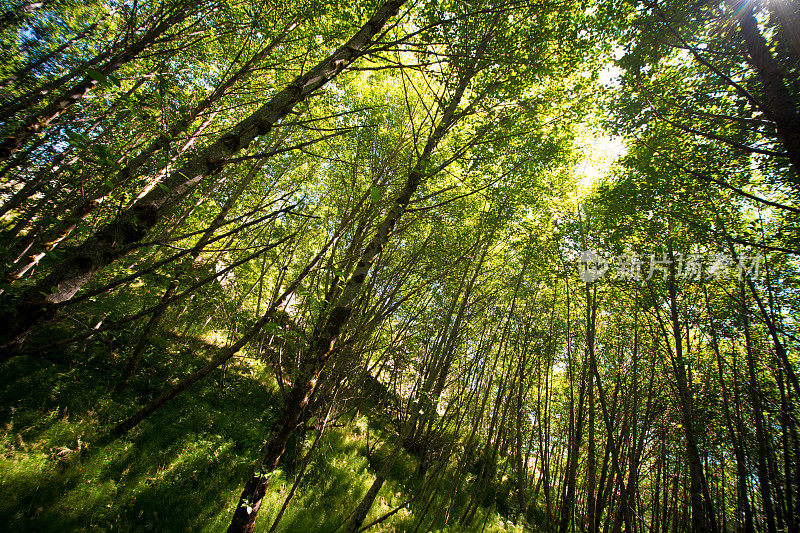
[65,131,89,146]
[85,68,109,85]
[370,185,384,204]
[89,144,107,158]
[107,74,122,87]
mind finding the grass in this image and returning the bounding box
[0,331,532,532]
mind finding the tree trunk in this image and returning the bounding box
[586,283,598,533]
[705,288,755,533]
[119,159,270,384]
[729,0,800,182]
[656,238,718,533]
[28,22,297,258]
[739,283,777,533]
[0,5,189,161]
[0,0,408,352]
[232,38,484,532]
[113,229,340,434]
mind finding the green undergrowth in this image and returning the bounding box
[0,334,531,532]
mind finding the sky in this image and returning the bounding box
[574,134,627,195]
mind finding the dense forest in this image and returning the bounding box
[0,0,798,531]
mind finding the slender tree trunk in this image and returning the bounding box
[653,433,664,533]
[652,238,718,533]
[0,5,190,161]
[0,0,408,352]
[119,159,271,384]
[778,369,799,533]
[559,352,588,533]
[226,24,490,531]
[729,0,800,182]
[266,396,335,533]
[113,229,341,435]
[705,289,755,533]
[739,283,778,533]
[586,283,598,533]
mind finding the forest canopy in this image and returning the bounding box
[0,0,799,532]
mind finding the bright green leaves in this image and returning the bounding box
[64,130,120,172]
[85,68,122,89]
[369,185,385,204]
[88,143,121,170]
[65,130,90,146]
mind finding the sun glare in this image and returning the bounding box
[574,135,626,196]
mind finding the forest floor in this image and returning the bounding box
[0,334,529,532]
